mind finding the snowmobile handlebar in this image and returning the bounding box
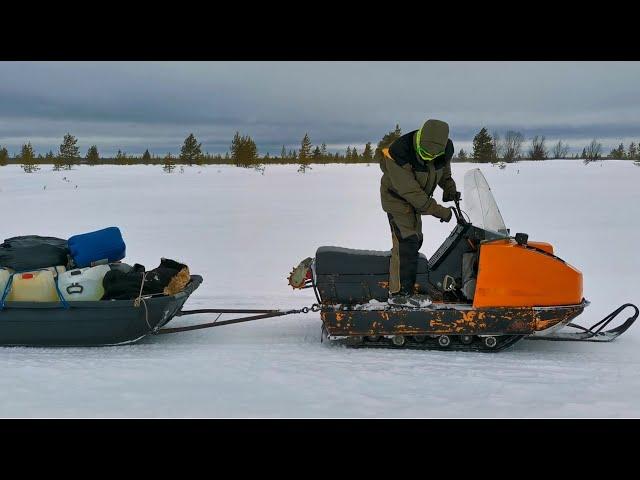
[453,199,469,225]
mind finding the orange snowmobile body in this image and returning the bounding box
[473,238,583,309]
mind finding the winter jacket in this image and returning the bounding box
[379,130,457,219]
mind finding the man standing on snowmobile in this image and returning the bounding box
[380,119,460,307]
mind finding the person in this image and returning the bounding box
[379,119,460,307]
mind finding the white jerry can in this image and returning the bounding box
[6,268,65,302]
[58,264,111,302]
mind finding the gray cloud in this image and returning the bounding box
[1,61,639,156]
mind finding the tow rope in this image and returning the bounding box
[156,304,321,334]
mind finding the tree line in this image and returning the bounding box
[461,128,640,163]
[1,127,639,174]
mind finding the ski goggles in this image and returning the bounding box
[415,128,445,161]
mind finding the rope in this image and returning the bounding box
[133,271,147,308]
[133,272,153,331]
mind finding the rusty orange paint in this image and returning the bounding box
[473,239,582,308]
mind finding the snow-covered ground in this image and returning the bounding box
[0,160,639,418]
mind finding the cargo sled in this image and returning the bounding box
[0,275,202,347]
[288,169,638,352]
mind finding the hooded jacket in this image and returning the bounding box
[379,130,457,219]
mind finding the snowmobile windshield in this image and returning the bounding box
[463,168,509,236]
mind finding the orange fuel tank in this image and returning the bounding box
[473,239,582,308]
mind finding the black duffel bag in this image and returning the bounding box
[102,258,190,300]
[0,235,70,271]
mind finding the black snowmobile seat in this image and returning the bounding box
[314,246,429,304]
[315,246,428,275]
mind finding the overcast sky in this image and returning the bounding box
[1,61,639,156]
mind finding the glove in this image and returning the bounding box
[443,190,461,203]
[438,207,453,223]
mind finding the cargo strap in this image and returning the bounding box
[156,304,321,334]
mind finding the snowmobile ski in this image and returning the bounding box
[525,303,638,343]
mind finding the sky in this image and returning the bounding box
[1,61,639,157]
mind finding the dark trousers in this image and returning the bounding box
[387,212,423,295]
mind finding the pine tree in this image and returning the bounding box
[142,149,152,163]
[44,150,56,167]
[374,124,402,161]
[299,133,312,161]
[298,133,313,173]
[19,143,39,173]
[320,142,327,157]
[628,142,637,160]
[312,146,321,160]
[180,133,203,165]
[351,147,359,162]
[362,142,373,162]
[345,146,352,161]
[53,152,65,171]
[86,145,100,166]
[116,150,127,161]
[0,146,8,166]
[457,148,468,161]
[163,153,176,173]
[59,133,80,170]
[230,131,259,168]
[280,145,286,160]
[231,132,243,163]
[472,128,495,163]
[610,143,625,159]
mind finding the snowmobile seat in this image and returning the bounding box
[314,246,429,304]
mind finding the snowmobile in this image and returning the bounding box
[287,168,638,352]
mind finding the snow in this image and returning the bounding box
[0,160,639,418]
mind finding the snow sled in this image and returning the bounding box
[0,275,202,346]
[288,169,638,352]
